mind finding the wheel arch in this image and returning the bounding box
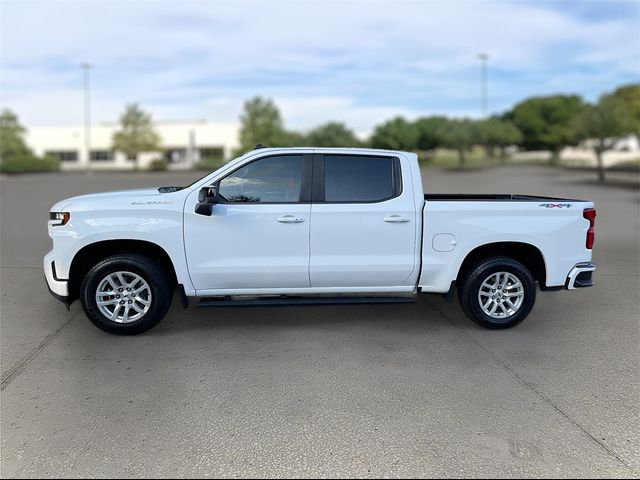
[456,242,547,287]
[68,239,178,302]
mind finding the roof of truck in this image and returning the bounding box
[246,146,415,156]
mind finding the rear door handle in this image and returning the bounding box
[384,215,410,223]
[277,215,305,223]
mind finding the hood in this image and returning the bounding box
[50,188,161,211]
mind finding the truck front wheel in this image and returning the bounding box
[80,254,173,335]
[459,256,536,329]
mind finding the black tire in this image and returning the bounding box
[80,254,173,335]
[458,256,536,329]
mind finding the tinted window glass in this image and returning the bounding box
[46,150,78,162]
[219,155,303,203]
[324,155,396,202]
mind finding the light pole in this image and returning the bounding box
[80,62,92,170]
[477,53,489,117]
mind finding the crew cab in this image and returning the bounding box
[44,147,597,335]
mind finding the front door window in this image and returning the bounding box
[218,155,303,203]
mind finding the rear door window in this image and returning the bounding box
[322,155,400,202]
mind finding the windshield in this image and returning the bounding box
[182,154,245,190]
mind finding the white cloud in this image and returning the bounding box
[1,0,638,131]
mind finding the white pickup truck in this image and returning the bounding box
[45,147,597,335]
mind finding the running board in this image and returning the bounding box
[197,296,416,308]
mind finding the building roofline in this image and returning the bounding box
[25,119,239,129]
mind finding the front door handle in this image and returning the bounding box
[384,215,410,223]
[277,215,305,223]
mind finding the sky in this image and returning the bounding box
[1,0,639,135]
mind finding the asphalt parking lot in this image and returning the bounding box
[1,166,638,478]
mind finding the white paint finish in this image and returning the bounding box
[43,250,68,296]
[419,201,595,292]
[308,151,422,289]
[44,147,595,306]
[44,149,312,298]
[309,201,417,287]
[47,187,195,294]
[50,188,161,211]
[432,233,457,252]
[183,201,311,290]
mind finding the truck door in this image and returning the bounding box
[309,153,417,288]
[184,153,312,291]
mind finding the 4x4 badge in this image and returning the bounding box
[539,203,572,208]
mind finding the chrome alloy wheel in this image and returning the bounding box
[95,271,152,323]
[478,271,525,319]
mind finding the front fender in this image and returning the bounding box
[50,207,193,293]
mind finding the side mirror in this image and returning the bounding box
[198,185,219,204]
[195,202,213,216]
[195,185,219,216]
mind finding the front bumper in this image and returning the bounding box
[566,262,596,289]
[44,250,69,303]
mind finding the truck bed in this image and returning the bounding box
[424,194,584,202]
[419,193,594,293]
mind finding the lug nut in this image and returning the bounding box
[126,287,131,291]
[116,294,120,299]
[128,300,133,304]
[120,300,125,305]
[118,288,123,292]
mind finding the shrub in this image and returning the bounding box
[147,158,168,171]
[0,153,60,173]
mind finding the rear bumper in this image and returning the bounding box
[44,250,69,302]
[566,262,596,290]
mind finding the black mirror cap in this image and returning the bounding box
[198,185,219,204]
[195,202,213,216]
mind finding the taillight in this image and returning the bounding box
[583,208,596,249]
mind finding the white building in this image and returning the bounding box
[25,120,239,170]
[512,133,640,168]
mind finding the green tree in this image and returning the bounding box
[236,97,288,154]
[305,121,361,147]
[441,118,477,169]
[0,109,59,173]
[370,116,419,150]
[508,94,586,164]
[112,103,161,170]
[611,84,640,132]
[0,109,31,161]
[573,93,637,183]
[477,117,523,161]
[279,129,307,147]
[414,116,448,154]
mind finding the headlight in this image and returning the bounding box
[49,212,70,226]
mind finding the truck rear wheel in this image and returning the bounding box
[80,254,173,335]
[459,256,536,329]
